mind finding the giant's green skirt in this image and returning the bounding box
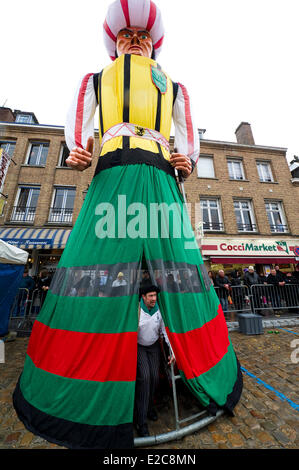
[13,162,242,449]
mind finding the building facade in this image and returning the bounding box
[185,122,299,276]
[1,112,298,278]
[0,111,100,275]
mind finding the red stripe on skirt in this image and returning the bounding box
[75,73,93,148]
[177,83,194,157]
[120,0,130,26]
[166,305,229,380]
[146,1,157,31]
[27,321,137,382]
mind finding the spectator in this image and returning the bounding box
[266,268,284,310]
[243,266,262,314]
[215,270,231,312]
[230,270,244,312]
[166,273,179,293]
[36,269,52,306]
[112,272,127,287]
[208,271,215,286]
[293,264,299,281]
[274,265,286,282]
[180,270,193,292]
[285,272,299,312]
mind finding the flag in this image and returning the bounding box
[0,147,11,193]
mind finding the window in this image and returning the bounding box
[227,159,245,180]
[58,144,70,167]
[200,198,223,231]
[234,200,257,232]
[265,201,288,233]
[49,187,76,223]
[15,114,34,124]
[197,155,215,178]
[26,142,49,166]
[257,161,274,182]
[0,141,16,158]
[11,186,40,222]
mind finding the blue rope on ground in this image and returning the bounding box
[276,327,299,336]
[240,366,299,412]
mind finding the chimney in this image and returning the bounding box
[235,122,255,145]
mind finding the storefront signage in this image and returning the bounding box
[201,238,298,257]
[4,238,52,247]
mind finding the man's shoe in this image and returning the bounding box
[136,423,150,437]
[147,409,158,421]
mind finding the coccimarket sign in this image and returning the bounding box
[201,238,299,257]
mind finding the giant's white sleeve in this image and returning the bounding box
[172,83,200,171]
[64,73,98,151]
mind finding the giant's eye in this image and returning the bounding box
[123,33,131,38]
[140,34,148,40]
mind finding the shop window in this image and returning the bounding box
[197,155,215,178]
[227,159,245,180]
[49,187,76,224]
[26,142,49,166]
[265,201,288,233]
[58,143,70,167]
[257,161,274,182]
[11,186,40,222]
[234,200,257,232]
[200,198,223,231]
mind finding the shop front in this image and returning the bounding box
[0,227,71,277]
[201,237,299,277]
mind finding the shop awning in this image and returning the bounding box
[210,257,297,264]
[0,227,72,249]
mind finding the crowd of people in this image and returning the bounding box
[209,264,299,316]
[12,268,52,317]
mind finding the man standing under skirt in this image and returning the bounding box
[135,282,175,437]
[13,0,242,449]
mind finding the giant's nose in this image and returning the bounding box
[131,33,140,45]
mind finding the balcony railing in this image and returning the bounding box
[270,224,288,233]
[203,222,224,231]
[237,223,257,232]
[48,207,73,224]
[10,206,36,222]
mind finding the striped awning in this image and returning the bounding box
[0,227,71,249]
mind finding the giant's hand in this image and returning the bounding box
[66,136,94,171]
[170,153,192,178]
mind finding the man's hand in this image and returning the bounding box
[168,354,175,365]
[170,153,192,178]
[66,136,94,171]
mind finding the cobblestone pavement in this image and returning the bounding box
[0,325,298,450]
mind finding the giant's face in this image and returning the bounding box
[116,27,153,57]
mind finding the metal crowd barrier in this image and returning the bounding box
[8,288,44,336]
[214,283,299,316]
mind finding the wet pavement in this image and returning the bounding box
[0,320,298,450]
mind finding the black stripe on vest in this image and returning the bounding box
[98,71,104,140]
[122,54,131,150]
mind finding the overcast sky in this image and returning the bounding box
[1,0,298,162]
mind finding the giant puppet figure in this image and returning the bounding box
[13,0,243,449]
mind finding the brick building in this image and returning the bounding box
[0,110,298,277]
[185,122,299,276]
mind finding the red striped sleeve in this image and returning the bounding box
[177,83,194,157]
[166,305,230,380]
[27,321,137,382]
[74,73,94,148]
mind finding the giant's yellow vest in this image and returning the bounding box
[98,54,174,161]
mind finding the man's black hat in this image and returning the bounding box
[139,280,160,296]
